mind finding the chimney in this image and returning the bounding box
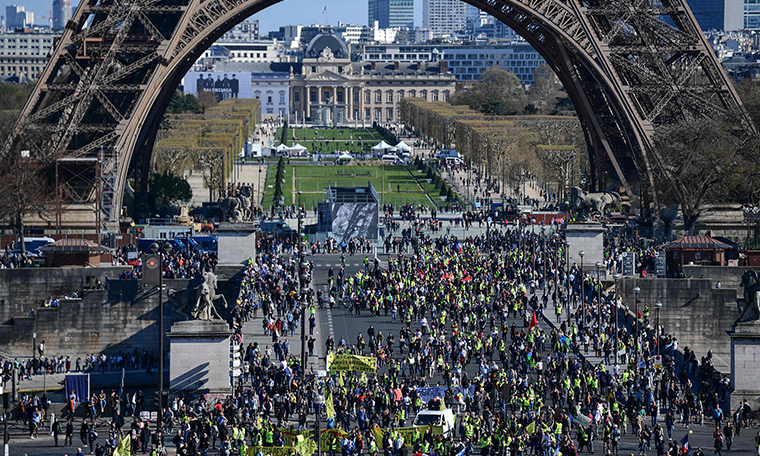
[393,61,400,70]
[439,61,448,73]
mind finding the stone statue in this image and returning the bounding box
[218,185,252,222]
[571,186,621,218]
[737,270,760,323]
[318,46,334,62]
[191,271,227,321]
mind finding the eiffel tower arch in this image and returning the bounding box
[3,0,754,230]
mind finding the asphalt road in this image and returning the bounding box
[8,251,760,456]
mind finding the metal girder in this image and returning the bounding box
[5,0,753,228]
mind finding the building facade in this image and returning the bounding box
[52,0,72,31]
[290,32,456,124]
[219,20,259,41]
[0,31,56,80]
[363,41,545,83]
[368,0,414,29]
[5,6,34,31]
[422,0,467,38]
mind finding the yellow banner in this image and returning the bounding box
[326,354,377,373]
[371,426,431,447]
[320,429,348,449]
[246,446,299,456]
[326,390,335,419]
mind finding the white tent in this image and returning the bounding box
[289,143,308,156]
[275,143,290,152]
[372,141,393,151]
[338,153,353,160]
[395,141,412,152]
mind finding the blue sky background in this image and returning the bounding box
[8,0,427,34]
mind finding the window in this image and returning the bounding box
[442,91,449,102]
[310,91,317,103]
[294,91,300,103]
[399,90,405,98]
[365,108,371,119]
[432,91,438,101]
[409,90,416,97]
[323,91,331,103]
[279,93,285,104]
[365,91,371,103]
[267,96,272,104]
[337,91,344,103]
[354,91,359,103]
[375,91,382,103]
[311,66,317,73]
[386,108,393,121]
[386,91,393,103]
[420,90,427,100]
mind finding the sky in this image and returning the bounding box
[10,0,426,34]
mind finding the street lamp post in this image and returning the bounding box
[578,250,585,325]
[612,273,621,365]
[633,286,641,376]
[297,191,307,376]
[552,233,560,309]
[565,240,571,326]
[595,261,602,355]
[541,228,546,290]
[654,301,662,357]
[150,240,172,439]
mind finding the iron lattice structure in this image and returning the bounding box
[4,0,754,226]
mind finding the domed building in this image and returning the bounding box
[289,30,457,125]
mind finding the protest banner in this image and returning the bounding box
[371,426,431,447]
[326,354,377,373]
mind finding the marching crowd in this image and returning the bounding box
[4,211,754,456]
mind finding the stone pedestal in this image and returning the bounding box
[729,322,760,411]
[168,320,231,395]
[566,223,605,274]
[217,222,257,266]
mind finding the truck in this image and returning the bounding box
[412,406,456,438]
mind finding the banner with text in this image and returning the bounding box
[326,354,377,373]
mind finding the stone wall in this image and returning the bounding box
[682,265,760,290]
[0,271,239,356]
[618,277,741,372]
[0,266,127,323]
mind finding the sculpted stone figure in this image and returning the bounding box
[191,271,227,321]
[571,186,621,218]
[218,185,252,222]
[737,270,760,323]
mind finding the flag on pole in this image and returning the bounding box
[323,5,327,13]
[326,390,335,419]
[525,421,535,435]
[113,435,131,456]
[530,311,538,329]
[680,431,692,456]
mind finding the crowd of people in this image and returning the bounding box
[116,221,738,456]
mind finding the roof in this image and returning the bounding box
[663,235,732,250]
[39,238,111,254]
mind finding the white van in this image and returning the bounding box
[413,408,456,437]
[382,154,401,164]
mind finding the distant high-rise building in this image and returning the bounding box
[465,4,480,33]
[423,0,466,38]
[368,0,414,29]
[52,0,72,31]
[681,0,760,31]
[220,19,259,41]
[6,5,34,30]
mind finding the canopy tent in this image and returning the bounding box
[371,141,393,151]
[274,143,290,152]
[337,153,353,160]
[395,141,412,152]
[289,143,308,157]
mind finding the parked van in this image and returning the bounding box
[413,407,456,438]
[381,154,402,164]
[15,237,55,256]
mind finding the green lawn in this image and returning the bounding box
[274,127,383,154]
[261,164,451,210]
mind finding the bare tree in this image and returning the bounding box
[652,118,743,235]
[0,154,54,254]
